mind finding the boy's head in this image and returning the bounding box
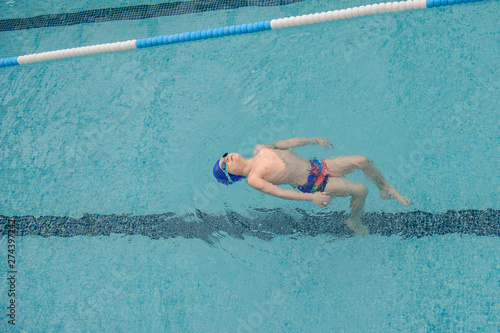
[213,153,246,185]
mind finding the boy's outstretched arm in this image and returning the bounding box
[247,176,331,207]
[273,137,333,150]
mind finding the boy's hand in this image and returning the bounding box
[310,192,332,207]
[315,138,333,149]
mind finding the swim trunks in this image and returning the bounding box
[297,158,329,193]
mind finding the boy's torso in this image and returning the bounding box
[251,147,311,186]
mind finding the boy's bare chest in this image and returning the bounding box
[254,149,287,175]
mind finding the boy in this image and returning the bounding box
[213,137,409,236]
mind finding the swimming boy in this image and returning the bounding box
[213,137,410,236]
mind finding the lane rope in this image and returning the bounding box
[0,0,487,68]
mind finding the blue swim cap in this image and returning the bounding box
[213,159,245,185]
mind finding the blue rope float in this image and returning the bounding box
[135,20,271,49]
[0,0,487,69]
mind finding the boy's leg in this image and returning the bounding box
[324,178,369,236]
[326,155,410,206]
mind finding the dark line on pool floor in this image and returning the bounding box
[1,209,498,244]
[0,0,304,32]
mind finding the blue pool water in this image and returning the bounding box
[1,0,499,331]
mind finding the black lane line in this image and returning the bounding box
[0,0,304,32]
[1,209,498,244]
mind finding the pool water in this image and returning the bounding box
[0,0,499,331]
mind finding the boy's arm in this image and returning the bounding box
[273,137,333,150]
[247,176,330,207]
[248,176,309,201]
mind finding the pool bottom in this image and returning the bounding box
[1,233,498,332]
[1,208,498,242]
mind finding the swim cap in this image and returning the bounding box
[213,159,246,185]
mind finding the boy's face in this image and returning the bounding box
[219,153,244,175]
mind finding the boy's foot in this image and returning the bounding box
[345,218,369,237]
[380,185,410,206]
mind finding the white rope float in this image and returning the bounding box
[0,0,487,68]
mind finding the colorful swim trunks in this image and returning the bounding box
[297,158,329,193]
